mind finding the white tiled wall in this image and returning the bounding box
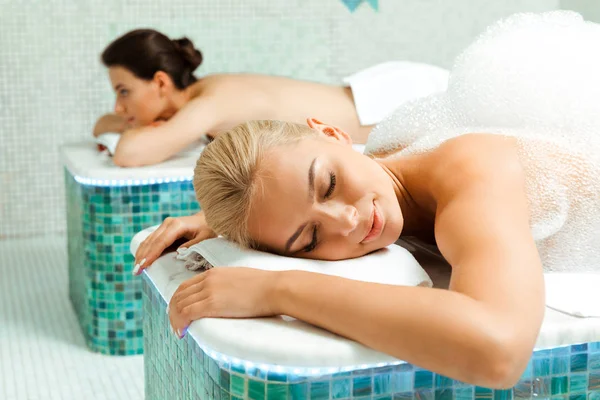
[0,0,565,238]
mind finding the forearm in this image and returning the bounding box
[273,270,530,388]
[113,128,185,167]
[93,114,127,137]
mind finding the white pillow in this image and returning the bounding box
[177,237,432,288]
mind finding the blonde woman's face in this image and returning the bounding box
[247,131,404,260]
[108,66,164,127]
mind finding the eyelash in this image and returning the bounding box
[324,172,336,199]
[304,227,317,253]
[304,172,337,252]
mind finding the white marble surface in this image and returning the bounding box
[131,226,600,369]
[60,141,203,181]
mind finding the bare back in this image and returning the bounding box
[190,74,373,143]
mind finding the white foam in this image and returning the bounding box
[366,11,600,272]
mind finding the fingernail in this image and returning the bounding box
[140,258,146,267]
[180,326,188,339]
[176,328,182,338]
[165,305,170,314]
[132,263,140,276]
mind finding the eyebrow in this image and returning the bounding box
[284,157,317,253]
[114,84,124,91]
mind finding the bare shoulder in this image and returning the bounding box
[430,133,524,198]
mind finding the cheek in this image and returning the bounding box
[133,90,161,122]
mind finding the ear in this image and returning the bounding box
[153,71,175,96]
[306,118,353,145]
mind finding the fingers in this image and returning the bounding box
[168,276,209,337]
[134,223,168,267]
[134,218,184,275]
[179,229,217,249]
[169,298,211,339]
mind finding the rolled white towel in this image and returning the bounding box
[176,237,433,288]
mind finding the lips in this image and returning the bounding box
[361,200,384,244]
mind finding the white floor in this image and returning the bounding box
[0,236,144,400]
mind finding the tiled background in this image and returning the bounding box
[1,0,597,238]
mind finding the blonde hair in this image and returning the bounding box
[193,120,318,248]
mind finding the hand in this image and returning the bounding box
[134,212,217,275]
[93,114,129,137]
[168,267,281,338]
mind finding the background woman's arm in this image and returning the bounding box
[93,113,129,137]
[112,96,224,167]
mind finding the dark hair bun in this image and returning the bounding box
[173,37,203,70]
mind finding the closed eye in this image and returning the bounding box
[324,172,336,199]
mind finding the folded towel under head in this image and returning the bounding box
[177,238,433,288]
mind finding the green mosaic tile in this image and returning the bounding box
[266,382,288,400]
[310,381,330,400]
[589,372,600,392]
[571,354,588,373]
[534,358,551,376]
[249,379,266,400]
[436,388,455,400]
[141,266,600,400]
[589,391,600,400]
[332,378,351,399]
[353,376,372,397]
[570,373,588,393]
[393,372,413,393]
[374,373,392,394]
[66,169,199,355]
[415,370,434,389]
[475,386,493,399]
[231,374,246,397]
[288,383,308,399]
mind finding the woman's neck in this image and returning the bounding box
[159,86,193,120]
[378,155,437,240]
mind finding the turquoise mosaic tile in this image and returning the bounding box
[142,272,600,399]
[65,169,199,355]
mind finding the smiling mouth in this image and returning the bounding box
[361,200,384,244]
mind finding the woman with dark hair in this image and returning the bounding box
[94,29,448,167]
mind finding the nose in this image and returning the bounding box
[318,202,359,236]
[114,99,125,115]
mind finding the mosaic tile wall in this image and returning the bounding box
[143,276,600,400]
[0,0,566,238]
[66,169,200,355]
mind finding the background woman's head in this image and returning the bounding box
[101,29,203,127]
[194,119,404,261]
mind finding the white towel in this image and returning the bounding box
[343,61,450,126]
[176,237,433,288]
[544,273,600,318]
